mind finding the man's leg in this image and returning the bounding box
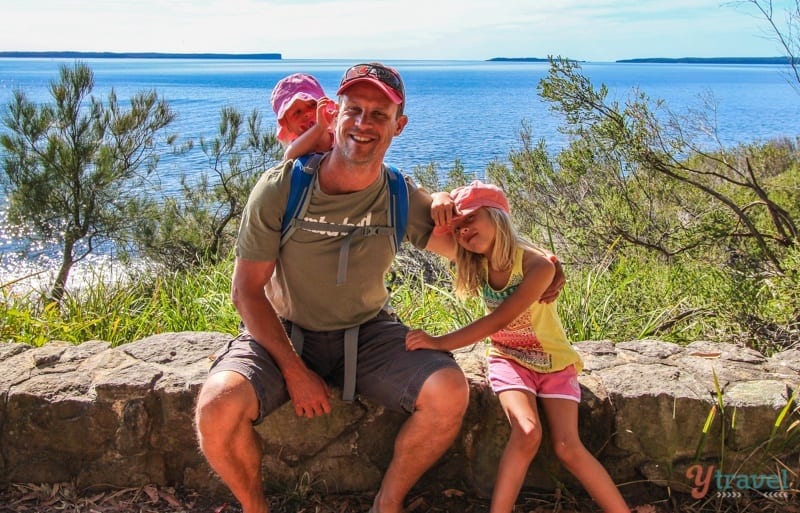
[372,366,470,513]
[195,371,270,513]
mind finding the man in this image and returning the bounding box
[195,62,561,513]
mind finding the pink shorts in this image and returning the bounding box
[487,356,581,402]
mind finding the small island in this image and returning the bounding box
[0,51,282,60]
[488,56,794,65]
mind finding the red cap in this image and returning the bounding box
[337,63,404,107]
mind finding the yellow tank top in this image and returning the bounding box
[482,247,583,374]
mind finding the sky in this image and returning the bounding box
[1,0,792,62]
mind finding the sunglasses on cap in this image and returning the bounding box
[340,63,404,99]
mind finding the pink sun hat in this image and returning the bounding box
[432,180,509,235]
[270,73,326,143]
[451,180,509,216]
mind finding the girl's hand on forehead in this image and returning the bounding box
[430,191,456,228]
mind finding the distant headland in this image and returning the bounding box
[0,51,281,60]
[489,56,794,65]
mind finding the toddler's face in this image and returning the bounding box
[282,99,318,138]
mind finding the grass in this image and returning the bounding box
[1,245,797,354]
[1,260,239,347]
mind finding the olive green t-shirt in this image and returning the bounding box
[236,157,435,331]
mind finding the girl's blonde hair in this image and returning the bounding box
[453,207,532,299]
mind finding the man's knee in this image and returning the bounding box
[196,371,259,437]
[418,366,470,418]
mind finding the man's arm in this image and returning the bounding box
[539,256,565,303]
[424,228,457,260]
[231,257,332,417]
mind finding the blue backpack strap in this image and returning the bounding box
[280,153,323,246]
[385,164,408,252]
[281,156,408,252]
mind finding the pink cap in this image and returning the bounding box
[270,73,326,142]
[337,63,405,107]
[450,180,509,217]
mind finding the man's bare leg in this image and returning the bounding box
[372,367,469,513]
[196,371,270,513]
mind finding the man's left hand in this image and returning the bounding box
[540,256,565,303]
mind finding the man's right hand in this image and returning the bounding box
[285,368,333,418]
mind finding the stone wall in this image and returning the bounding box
[0,332,798,503]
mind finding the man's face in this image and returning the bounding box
[335,82,407,165]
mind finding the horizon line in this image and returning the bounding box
[0,51,792,64]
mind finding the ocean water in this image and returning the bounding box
[3,58,800,177]
[2,58,800,286]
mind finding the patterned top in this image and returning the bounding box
[483,247,584,374]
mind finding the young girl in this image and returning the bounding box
[270,72,336,160]
[407,181,630,513]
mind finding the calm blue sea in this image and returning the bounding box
[3,58,800,179]
[2,58,800,283]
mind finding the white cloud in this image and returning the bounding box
[0,0,786,60]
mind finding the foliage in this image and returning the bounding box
[390,247,482,335]
[0,260,238,347]
[0,61,176,302]
[411,157,479,193]
[1,224,797,354]
[132,106,283,269]
[514,56,798,272]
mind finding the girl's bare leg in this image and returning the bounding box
[540,398,630,513]
[490,389,542,513]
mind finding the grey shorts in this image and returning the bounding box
[208,310,460,424]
